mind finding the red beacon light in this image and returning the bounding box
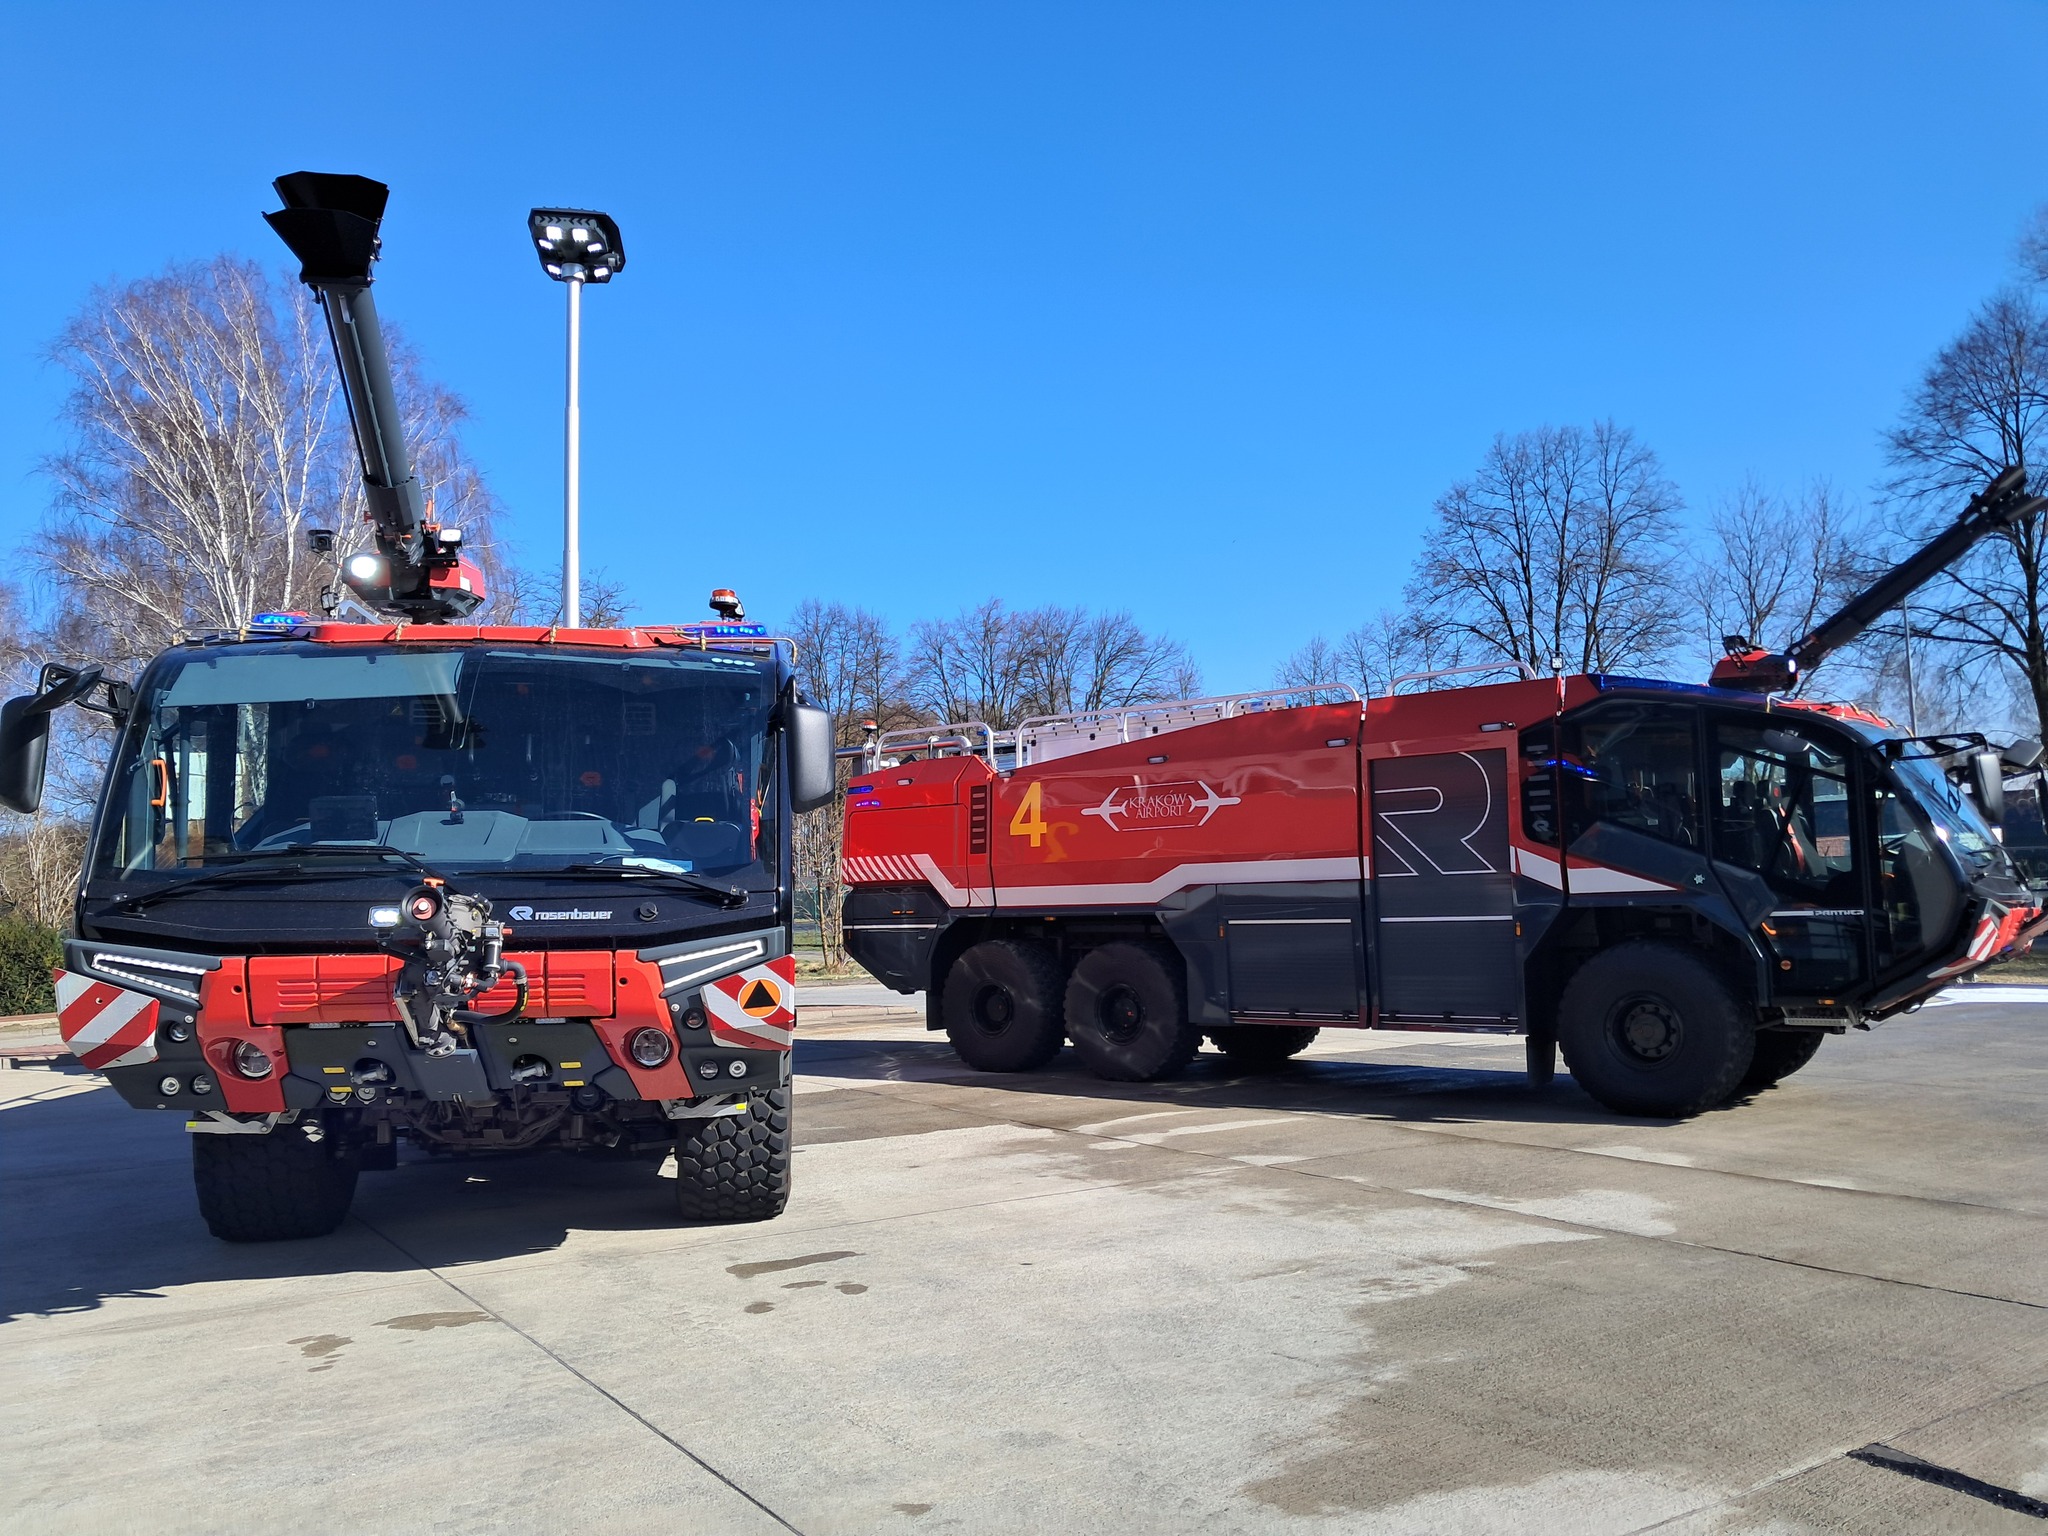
[709,589,745,621]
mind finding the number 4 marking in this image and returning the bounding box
[1009,780,1048,848]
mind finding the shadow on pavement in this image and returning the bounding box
[0,1082,704,1325]
[792,1033,1709,1132]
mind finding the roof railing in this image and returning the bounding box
[859,683,1363,771]
[1387,661,1538,693]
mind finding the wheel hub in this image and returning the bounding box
[1098,984,1145,1045]
[971,984,1016,1036]
[1611,995,1682,1063]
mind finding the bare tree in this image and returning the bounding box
[1407,423,1684,678]
[1691,479,1858,672]
[37,259,518,670]
[1276,608,1446,697]
[2019,204,2048,287]
[786,601,908,968]
[1882,287,2048,728]
[904,600,1199,728]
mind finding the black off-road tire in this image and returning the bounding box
[192,1124,360,1242]
[1066,942,1199,1082]
[1556,943,1755,1118]
[675,1088,791,1222]
[1740,1029,1825,1091]
[941,940,1067,1072]
[1206,1025,1320,1066]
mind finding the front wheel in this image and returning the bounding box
[193,1121,359,1242]
[1556,943,1754,1118]
[675,1088,791,1222]
[1066,943,1198,1082]
[941,940,1067,1072]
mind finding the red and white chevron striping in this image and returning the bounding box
[54,970,161,1071]
[840,854,923,885]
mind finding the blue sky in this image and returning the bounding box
[5,2,2044,690]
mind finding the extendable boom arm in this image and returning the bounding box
[265,173,485,623]
[1711,467,2046,693]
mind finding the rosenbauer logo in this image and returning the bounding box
[1081,778,1241,832]
[507,905,615,922]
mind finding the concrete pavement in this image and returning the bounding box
[4,993,2047,1533]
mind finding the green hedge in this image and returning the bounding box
[0,922,65,1016]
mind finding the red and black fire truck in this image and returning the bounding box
[0,175,835,1240]
[842,473,2048,1118]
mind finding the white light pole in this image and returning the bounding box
[527,207,625,627]
[564,273,582,626]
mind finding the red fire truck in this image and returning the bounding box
[0,175,836,1239]
[842,474,2048,1118]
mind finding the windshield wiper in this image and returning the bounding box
[96,857,424,914]
[210,843,434,874]
[546,861,750,909]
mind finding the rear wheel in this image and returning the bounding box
[675,1088,791,1222]
[941,941,1066,1072]
[1556,943,1754,1118]
[192,1121,359,1242]
[1206,1024,1319,1066]
[1066,943,1198,1082]
[1740,1029,1825,1091]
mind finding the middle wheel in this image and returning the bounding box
[1065,942,1199,1082]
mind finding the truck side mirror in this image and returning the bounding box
[2003,737,2045,772]
[1970,751,2006,826]
[0,694,53,815]
[787,702,837,812]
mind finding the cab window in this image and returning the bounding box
[1559,704,1702,851]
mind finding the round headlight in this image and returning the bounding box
[627,1027,674,1068]
[190,1074,214,1096]
[679,1005,707,1031]
[230,1040,274,1080]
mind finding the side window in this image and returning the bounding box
[1873,784,1959,968]
[1709,720,1857,902]
[1518,723,1559,847]
[1559,705,1701,851]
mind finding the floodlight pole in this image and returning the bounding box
[564,273,583,628]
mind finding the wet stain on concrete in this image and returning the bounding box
[378,1311,492,1332]
[783,1280,827,1290]
[728,1250,859,1279]
[892,1503,933,1516]
[836,1282,868,1295]
[745,1301,775,1314]
[288,1334,349,1371]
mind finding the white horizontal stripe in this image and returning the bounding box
[1380,914,1516,924]
[1227,918,1352,926]
[1565,864,1678,894]
[984,855,1364,911]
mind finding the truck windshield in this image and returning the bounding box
[94,643,781,881]
[1885,750,2006,874]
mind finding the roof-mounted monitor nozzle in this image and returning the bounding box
[265,172,485,623]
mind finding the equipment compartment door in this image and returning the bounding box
[1370,749,1520,1022]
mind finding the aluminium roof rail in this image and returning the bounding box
[860,682,1363,772]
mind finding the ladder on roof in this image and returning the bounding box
[860,683,1363,772]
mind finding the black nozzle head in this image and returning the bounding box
[266,173,389,287]
[274,172,389,222]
